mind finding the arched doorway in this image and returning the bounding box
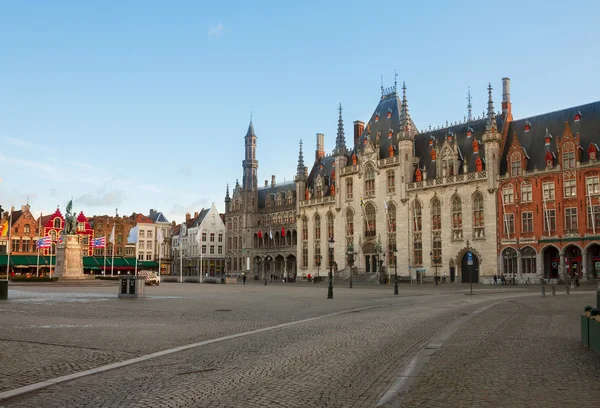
[564,244,582,278]
[586,244,600,279]
[460,251,479,283]
[502,247,518,278]
[286,255,297,281]
[541,245,559,279]
[274,255,285,278]
[363,242,375,273]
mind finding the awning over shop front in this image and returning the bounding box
[0,255,159,270]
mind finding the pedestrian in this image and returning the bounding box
[242,273,246,285]
[493,274,498,286]
[575,275,580,287]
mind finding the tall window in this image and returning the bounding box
[451,195,462,239]
[364,203,376,237]
[432,237,442,262]
[327,213,334,239]
[472,192,485,238]
[413,201,422,232]
[346,178,353,200]
[413,238,422,266]
[24,224,30,234]
[542,182,555,200]
[543,209,557,233]
[503,248,518,276]
[12,239,19,252]
[202,232,206,242]
[218,233,223,243]
[314,214,321,240]
[504,213,515,235]
[565,208,578,231]
[302,244,308,268]
[22,240,30,252]
[364,165,375,197]
[431,198,441,231]
[210,233,215,242]
[521,247,537,274]
[587,175,600,195]
[54,218,60,228]
[503,185,514,204]
[314,243,321,267]
[564,179,576,197]
[387,203,396,233]
[522,212,533,233]
[302,216,308,241]
[511,153,522,176]
[316,179,323,199]
[387,170,395,194]
[562,150,575,169]
[587,205,600,229]
[346,209,354,246]
[521,182,532,202]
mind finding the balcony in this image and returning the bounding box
[407,171,487,191]
[299,196,336,208]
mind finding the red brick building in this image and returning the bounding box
[498,101,600,281]
[39,208,94,256]
[0,204,39,256]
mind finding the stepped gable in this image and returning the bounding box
[356,91,417,159]
[306,155,336,197]
[257,181,296,208]
[501,100,600,174]
[414,114,504,177]
[41,208,64,228]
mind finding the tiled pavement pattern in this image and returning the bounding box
[0,283,598,407]
[402,294,600,408]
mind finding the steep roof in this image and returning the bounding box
[191,208,210,228]
[501,100,600,174]
[149,211,169,223]
[306,156,336,196]
[257,181,296,208]
[246,121,256,138]
[135,214,154,224]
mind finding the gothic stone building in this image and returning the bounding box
[498,101,600,282]
[295,80,507,283]
[225,122,298,279]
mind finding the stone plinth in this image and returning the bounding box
[54,234,88,280]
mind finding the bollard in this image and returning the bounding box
[597,290,600,309]
[541,286,546,297]
[552,286,556,296]
[566,285,570,295]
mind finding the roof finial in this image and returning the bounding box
[334,103,347,156]
[394,69,398,90]
[250,111,252,123]
[381,75,384,96]
[400,82,412,140]
[467,87,472,122]
[225,183,230,199]
[486,83,497,132]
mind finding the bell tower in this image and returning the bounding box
[482,83,501,191]
[242,120,258,191]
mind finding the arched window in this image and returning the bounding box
[364,203,376,237]
[276,194,283,206]
[562,142,575,169]
[441,148,454,176]
[510,152,522,176]
[346,209,354,246]
[327,212,334,239]
[346,178,353,200]
[53,218,61,229]
[451,195,462,239]
[503,247,518,276]
[521,182,532,202]
[233,218,238,230]
[301,215,308,241]
[387,203,396,232]
[314,214,321,240]
[316,178,324,199]
[364,164,376,197]
[472,192,485,238]
[413,200,422,232]
[24,224,30,234]
[521,247,537,274]
[287,191,293,205]
[431,198,441,231]
[412,200,423,266]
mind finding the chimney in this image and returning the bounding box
[194,211,199,218]
[502,77,511,118]
[315,133,325,161]
[353,121,364,148]
[265,180,268,187]
[271,175,276,187]
[185,212,191,222]
[149,209,155,217]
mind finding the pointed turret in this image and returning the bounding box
[225,184,231,201]
[486,83,497,132]
[334,103,347,156]
[245,120,256,138]
[242,119,258,191]
[400,82,412,139]
[296,139,306,177]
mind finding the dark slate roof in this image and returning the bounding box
[246,121,256,138]
[501,101,600,174]
[414,114,504,178]
[191,209,210,228]
[306,155,336,195]
[257,181,296,208]
[10,210,24,224]
[357,92,418,158]
[149,211,169,223]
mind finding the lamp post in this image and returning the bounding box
[315,254,322,284]
[393,247,398,295]
[328,237,334,299]
[430,251,440,285]
[264,255,272,286]
[346,243,354,289]
[376,236,385,284]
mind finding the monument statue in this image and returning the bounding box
[64,199,78,235]
[54,199,88,280]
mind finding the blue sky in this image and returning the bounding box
[1,0,599,223]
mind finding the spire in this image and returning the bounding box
[486,83,497,132]
[467,87,472,122]
[334,103,346,155]
[245,120,256,138]
[400,81,412,139]
[225,183,230,201]
[297,139,305,175]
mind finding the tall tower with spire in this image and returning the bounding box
[333,103,347,156]
[467,87,473,122]
[295,139,308,213]
[482,83,501,190]
[242,120,258,191]
[398,82,415,199]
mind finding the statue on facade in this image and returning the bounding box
[63,199,77,235]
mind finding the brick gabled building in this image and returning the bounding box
[498,101,600,281]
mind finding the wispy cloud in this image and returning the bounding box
[77,191,125,207]
[208,22,225,39]
[68,161,94,169]
[5,137,54,151]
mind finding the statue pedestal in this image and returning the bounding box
[54,235,88,280]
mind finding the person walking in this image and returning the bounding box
[242,273,246,285]
[493,274,498,286]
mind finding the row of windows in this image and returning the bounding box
[174,245,224,256]
[509,143,596,177]
[503,176,599,204]
[503,205,600,235]
[502,247,537,274]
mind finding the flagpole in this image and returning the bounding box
[6,211,12,280]
[200,241,203,283]
[179,232,183,283]
[50,242,54,280]
[111,224,115,277]
[103,235,106,276]
[36,242,40,277]
[158,234,162,278]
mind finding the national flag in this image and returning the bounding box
[92,237,106,248]
[157,228,163,244]
[127,226,139,244]
[0,221,7,237]
[108,225,115,244]
[257,230,263,240]
[269,230,273,240]
[36,236,51,249]
[281,226,286,237]
[57,234,63,244]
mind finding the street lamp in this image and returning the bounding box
[346,243,355,289]
[328,237,334,299]
[430,251,440,285]
[315,254,322,284]
[393,247,398,295]
[376,236,385,284]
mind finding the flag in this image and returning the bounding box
[257,230,263,240]
[0,221,7,237]
[57,235,63,244]
[92,237,106,248]
[269,230,273,240]
[36,236,51,249]
[195,230,201,244]
[127,226,139,244]
[281,226,286,237]
[157,228,163,244]
[108,225,115,244]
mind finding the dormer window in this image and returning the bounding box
[510,153,522,176]
[447,131,453,143]
[544,128,552,146]
[562,150,575,169]
[545,151,554,168]
[574,111,582,122]
[472,139,479,153]
[589,144,598,161]
[388,145,394,158]
[428,138,433,147]
[415,168,422,182]
[387,109,392,118]
[316,178,323,199]
[524,121,531,132]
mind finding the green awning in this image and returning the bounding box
[0,255,158,269]
[0,255,53,267]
